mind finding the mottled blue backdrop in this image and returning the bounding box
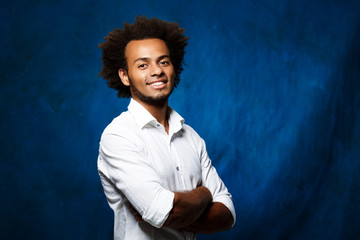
[1,0,360,239]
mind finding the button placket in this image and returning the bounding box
[170,141,185,189]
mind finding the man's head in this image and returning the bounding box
[119,38,175,106]
[99,16,189,99]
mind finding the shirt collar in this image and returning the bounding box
[128,98,185,133]
[168,107,185,136]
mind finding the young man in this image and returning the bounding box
[97,16,236,240]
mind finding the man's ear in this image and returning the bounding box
[118,69,130,86]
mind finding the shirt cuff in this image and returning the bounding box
[142,189,175,228]
[213,195,236,226]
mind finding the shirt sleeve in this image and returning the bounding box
[198,137,237,225]
[98,127,175,228]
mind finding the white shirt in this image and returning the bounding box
[98,99,236,240]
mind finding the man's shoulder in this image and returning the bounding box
[181,123,197,134]
[99,111,146,155]
[181,123,203,142]
[102,111,139,137]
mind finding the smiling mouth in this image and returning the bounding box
[150,81,165,86]
[148,80,167,87]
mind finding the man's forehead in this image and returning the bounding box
[125,38,170,59]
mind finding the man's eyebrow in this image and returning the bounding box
[157,55,170,60]
[133,55,170,65]
[133,57,150,64]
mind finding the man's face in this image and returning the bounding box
[119,38,175,106]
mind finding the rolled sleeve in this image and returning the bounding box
[99,128,174,227]
[213,194,236,226]
[143,189,175,228]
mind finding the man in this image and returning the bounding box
[97,16,236,240]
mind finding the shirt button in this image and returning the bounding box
[176,166,180,171]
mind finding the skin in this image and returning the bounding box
[118,38,234,232]
[182,202,234,233]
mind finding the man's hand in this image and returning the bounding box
[163,186,213,229]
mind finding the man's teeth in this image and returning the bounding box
[151,82,165,86]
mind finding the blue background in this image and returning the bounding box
[1,0,360,239]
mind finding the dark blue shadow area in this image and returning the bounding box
[1,0,359,239]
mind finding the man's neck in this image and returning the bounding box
[133,98,169,134]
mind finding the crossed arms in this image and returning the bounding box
[131,186,234,233]
[165,186,234,233]
[100,129,235,233]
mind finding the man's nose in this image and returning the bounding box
[150,64,162,76]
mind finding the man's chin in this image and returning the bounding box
[130,83,174,106]
[138,94,169,106]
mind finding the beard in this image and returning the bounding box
[128,77,174,106]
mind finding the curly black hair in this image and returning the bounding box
[98,16,189,98]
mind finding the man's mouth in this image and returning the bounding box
[148,80,168,88]
[150,81,166,86]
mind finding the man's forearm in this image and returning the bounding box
[163,186,212,229]
[182,202,234,234]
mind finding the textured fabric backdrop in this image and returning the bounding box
[1,0,359,239]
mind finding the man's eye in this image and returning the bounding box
[159,61,169,66]
[138,64,147,69]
